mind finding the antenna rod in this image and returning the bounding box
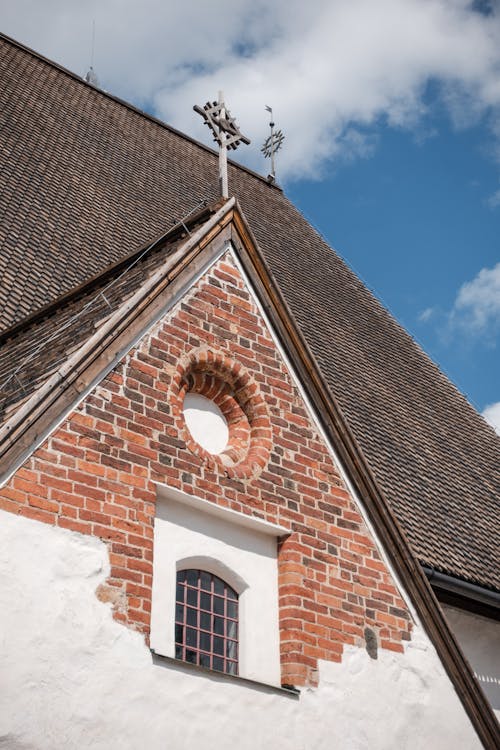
[91,19,96,69]
[218,91,228,199]
[84,20,99,87]
[268,108,276,179]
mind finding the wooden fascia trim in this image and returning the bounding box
[0,200,235,482]
[228,203,500,749]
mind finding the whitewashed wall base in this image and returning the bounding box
[0,510,482,750]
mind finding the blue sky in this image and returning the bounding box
[287,114,500,417]
[2,0,499,430]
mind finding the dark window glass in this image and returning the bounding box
[200,611,211,631]
[186,570,198,586]
[200,632,211,652]
[185,649,197,664]
[186,607,197,627]
[199,653,210,668]
[176,583,184,602]
[200,572,211,591]
[213,656,224,672]
[174,569,239,676]
[213,596,224,615]
[213,636,224,656]
[200,592,211,612]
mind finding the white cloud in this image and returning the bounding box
[450,262,500,336]
[487,188,500,208]
[3,1,500,179]
[418,307,435,322]
[482,401,500,434]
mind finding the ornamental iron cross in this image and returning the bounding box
[194,92,250,198]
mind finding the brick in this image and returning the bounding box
[0,252,411,690]
[18,506,55,524]
[13,477,49,498]
[58,518,93,535]
[1,487,27,503]
[0,497,21,514]
[28,496,59,514]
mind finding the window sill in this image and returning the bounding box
[150,649,300,698]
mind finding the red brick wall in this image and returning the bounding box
[0,252,412,686]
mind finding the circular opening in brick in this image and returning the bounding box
[183,393,229,455]
[172,350,273,478]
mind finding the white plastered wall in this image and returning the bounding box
[150,487,284,686]
[0,509,483,750]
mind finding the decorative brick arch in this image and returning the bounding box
[170,348,272,479]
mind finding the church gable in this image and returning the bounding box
[0,203,495,745]
[0,33,497,745]
[0,244,413,688]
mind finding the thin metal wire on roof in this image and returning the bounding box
[0,200,208,408]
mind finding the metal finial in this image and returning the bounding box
[261,105,285,182]
[194,92,250,198]
[85,67,99,87]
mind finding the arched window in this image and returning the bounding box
[175,569,238,675]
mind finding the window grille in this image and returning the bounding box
[175,568,238,675]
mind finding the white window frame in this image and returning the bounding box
[150,485,288,687]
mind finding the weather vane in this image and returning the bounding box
[261,106,285,182]
[194,92,250,199]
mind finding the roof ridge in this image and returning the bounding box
[0,31,283,192]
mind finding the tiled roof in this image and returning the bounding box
[1,33,498,592]
[0,205,215,422]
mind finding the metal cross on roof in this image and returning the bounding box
[261,105,285,183]
[194,92,250,199]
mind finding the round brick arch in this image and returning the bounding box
[170,348,272,479]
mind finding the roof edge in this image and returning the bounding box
[228,202,500,749]
[424,566,500,620]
